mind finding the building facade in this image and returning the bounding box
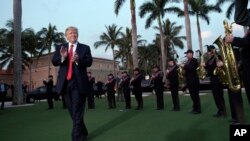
[1,53,119,92]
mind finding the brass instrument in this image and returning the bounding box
[197,54,207,80]
[213,20,241,92]
[177,66,184,80]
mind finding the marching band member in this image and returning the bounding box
[181,49,201,114]
[166,59,180,111]
[130,68,144,110]
[202,45,227,117]
[151,65,164,110]
[87,71,95,109]
[120,71,131,109]
[105,74,116,109]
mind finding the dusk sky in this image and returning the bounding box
[0,0,247,62]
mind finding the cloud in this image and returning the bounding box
[201,31,212,39]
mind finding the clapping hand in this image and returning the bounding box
[72,52,79,65]
[60,46,68,58]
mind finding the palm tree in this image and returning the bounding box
[36,23,65,76]
[94,24,122,74]
[114,0,139,68]
[115,27,146,70]
[183,0,192,50]
[13,0,23,105]
[179,0,221,55]
[22,28,39,90]
[139,0,180,81]
[0,21,32,71]
[155,18,186,60]
[138,44,159,75]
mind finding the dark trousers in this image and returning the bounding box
[46,93,53,109]
[155,88,164,109]
[170,84,180,110]
[0,92,6,110]
[107,91,116,108]
[187,81,201,112]
[211,76,226,115]
[87,91,95,109]
[65,79,88,141]
[228,89,245,124]
[134,91,143,109]
[123,90,131,109]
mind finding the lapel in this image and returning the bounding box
[76,43,80,55]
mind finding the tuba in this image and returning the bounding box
[213,20,241,92]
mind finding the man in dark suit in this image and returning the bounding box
[105,73,116,109]
[43,75,54,109]
[120,71,131,109]
[224,0,250,105]
[203,45,227,117]
[181,49,201,114]
[52,26,92,141]
[0,79,9,110]
[130,68,144,110]
[166,59,180,111]
[151,65,164,110]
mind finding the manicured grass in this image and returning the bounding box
[0,92,249,141]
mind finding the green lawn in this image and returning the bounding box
[0,92,249,141]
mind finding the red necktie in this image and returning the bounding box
[67,44,74,80]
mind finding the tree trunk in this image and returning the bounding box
[196,14,203,55]
[48,51,51,76]
[130,0,138,69]
[183,0,192,50]
[29,53,32,91]
[112,48,116,74]
[158,16,166,82]
[13,0,23,105]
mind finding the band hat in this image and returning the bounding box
[133,67,140,72]
[207,45,215,52]
[184,49,194,54]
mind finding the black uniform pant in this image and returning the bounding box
[211,76,226,115]
[0,92,6,110]
[46,92,53,109]
[107,91,116,108]
[187,80,201,112]
[123,90,131,109]
[170,83,180,110]
[154,88,164,109]
[65,79,88,141]
[134,91,143,109]
[87,90,95,109]
[228,89,245,124]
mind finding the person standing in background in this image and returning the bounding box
[0,79,9,110]
[87,71,95,109]
[105,74,116,109]
[120,71,131,109]
[43,75,54,109]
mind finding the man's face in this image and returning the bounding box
[66,29,78,43]
[134,71,138,75]
[168,61,174,66]
[187,52,193,59]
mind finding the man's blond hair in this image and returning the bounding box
[65,26,78,35]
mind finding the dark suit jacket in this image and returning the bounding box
[184,58,199,85]
[167,66,179,89]
[43,80,53,95]
[52,42,93,94]
[130,74,143,94]
[234,0,250,26]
